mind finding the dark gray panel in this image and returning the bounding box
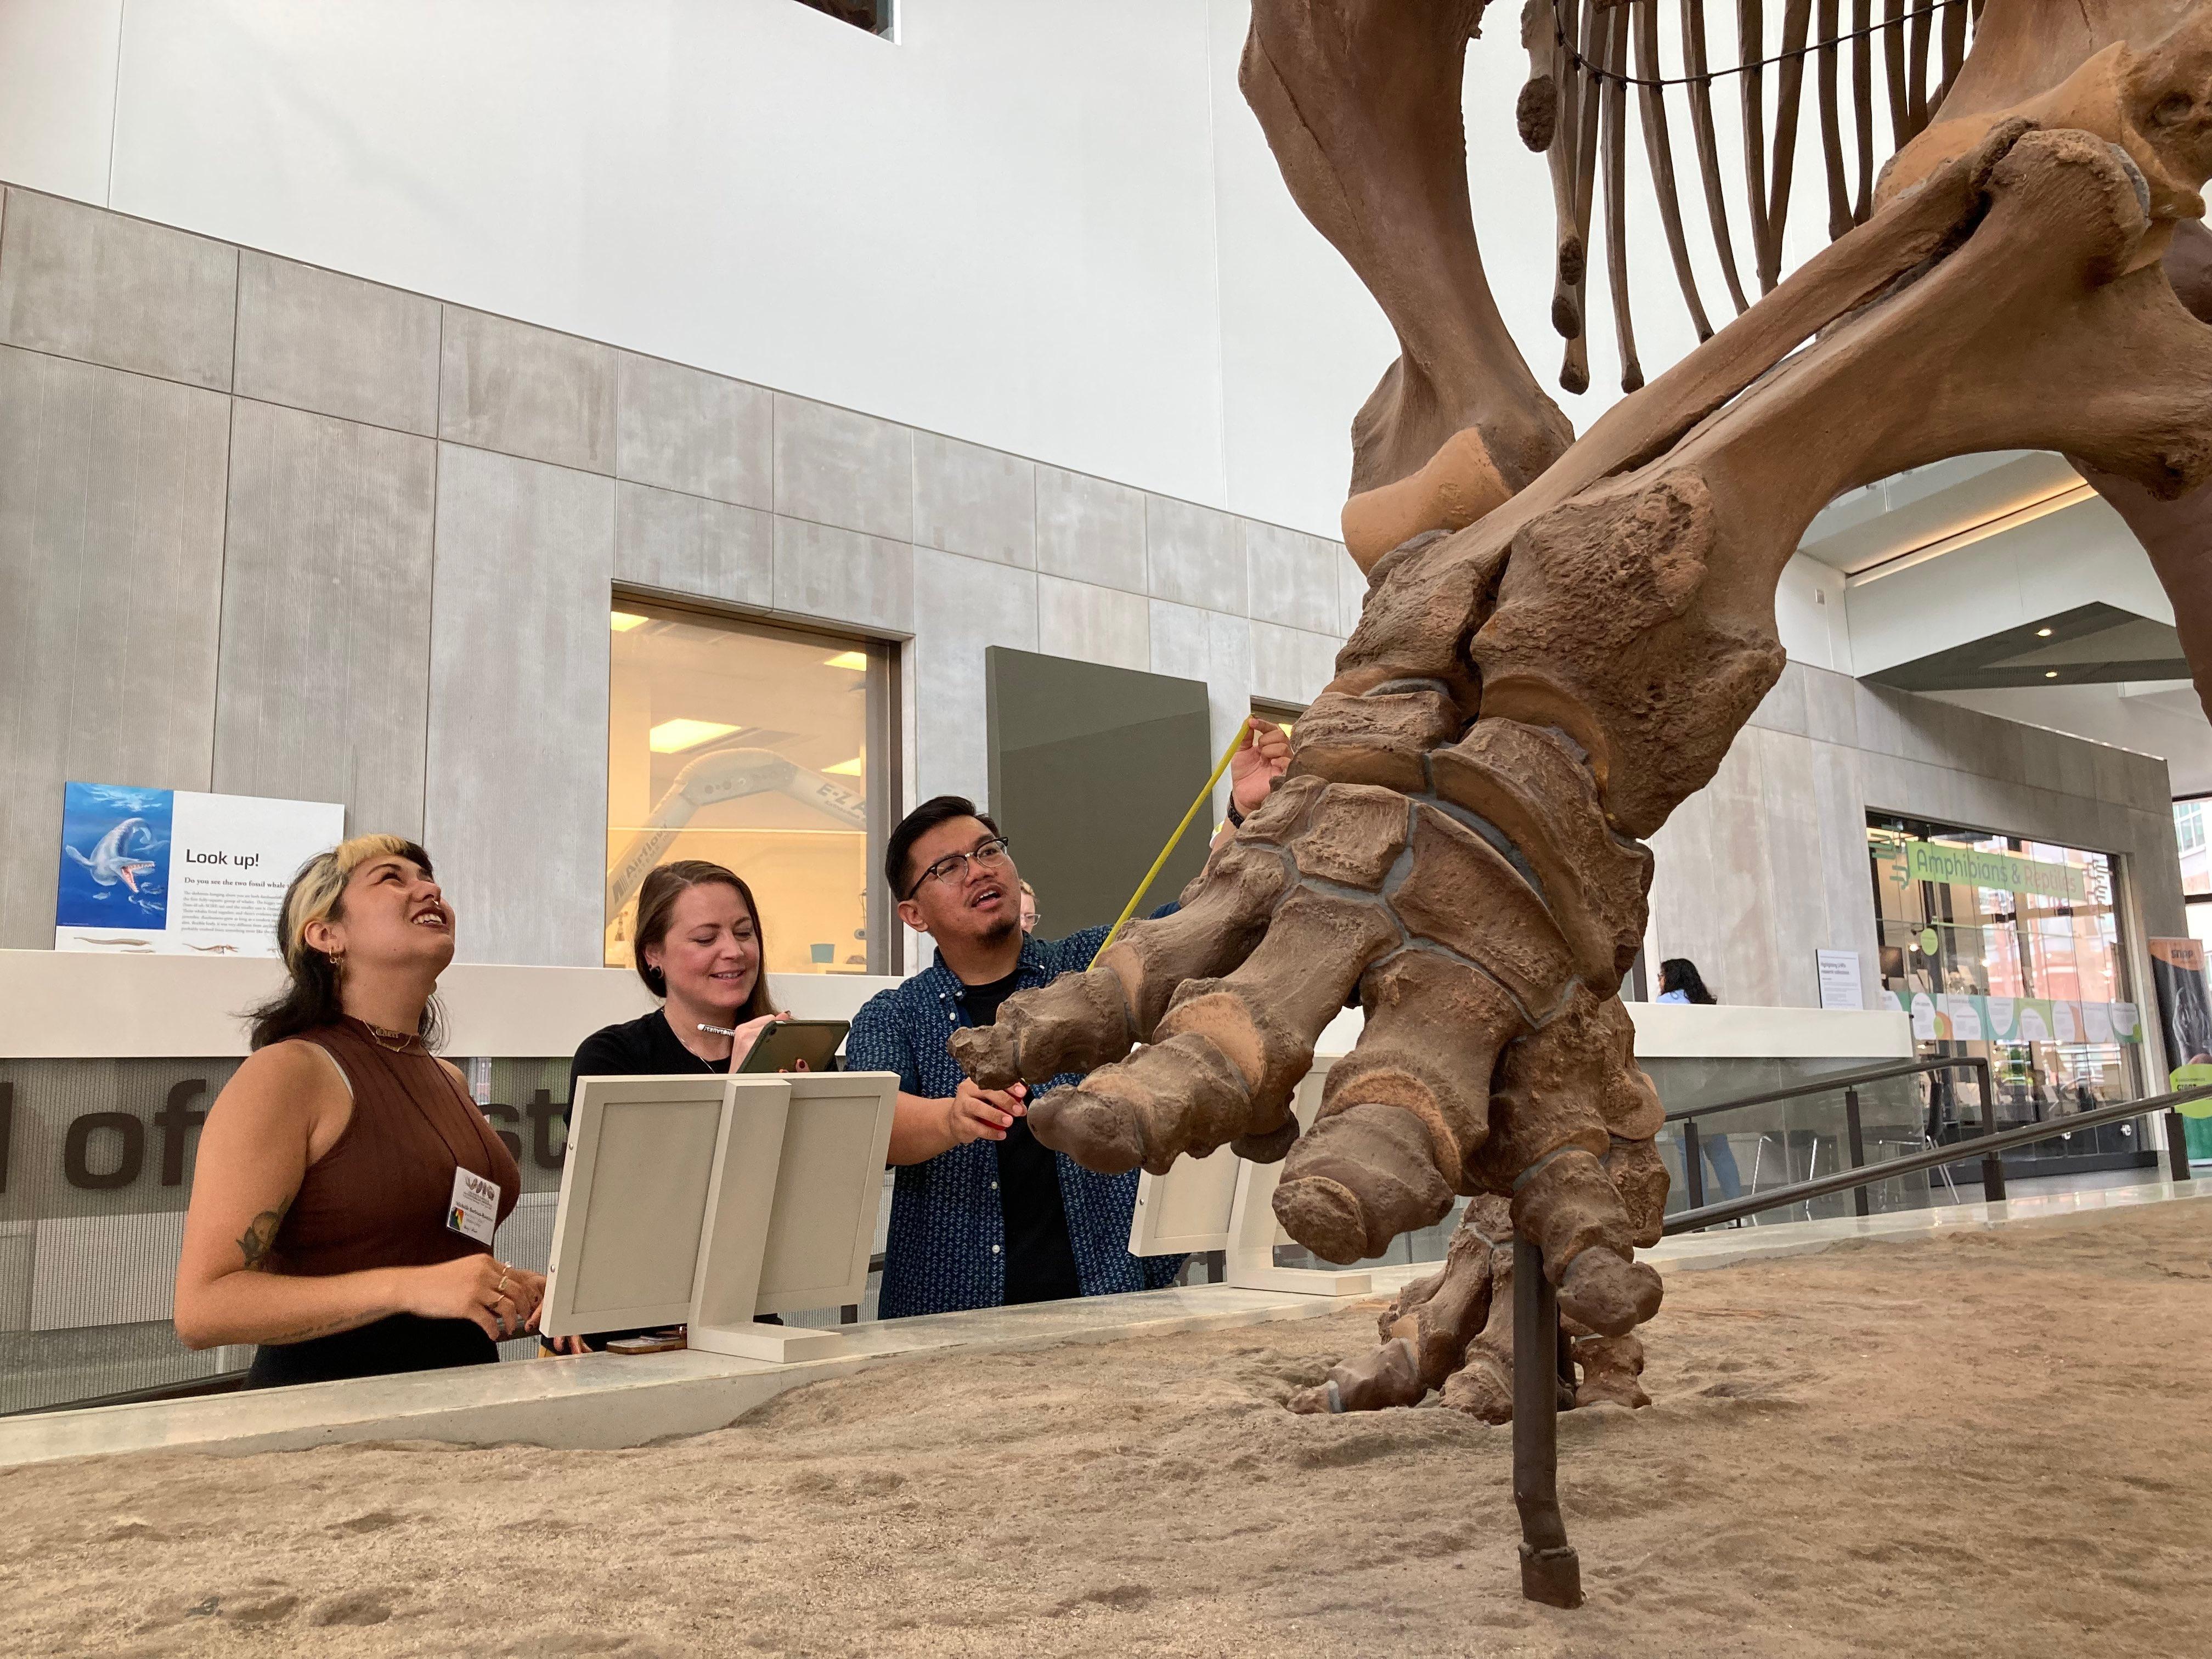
[985,648,1212,937]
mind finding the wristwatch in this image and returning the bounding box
[1226,801,1246,829]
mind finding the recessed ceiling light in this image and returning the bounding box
[822,756,865,776]
[2044,670,2059,679]
[823,651,868,671]
[648,718,740,753]
[611,612,648,632]
[2035,627,2053,637]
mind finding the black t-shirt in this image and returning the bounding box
[568,1008,726,1101]
[958,970,1081,1306]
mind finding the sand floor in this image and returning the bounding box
[6,1203,2212,1658]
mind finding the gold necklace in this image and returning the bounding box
[359,1018,425,1052]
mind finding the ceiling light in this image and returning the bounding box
[648,718,740,753]
[823,651,868,671]
[611,612,648,632]
[823,756,865,776]
[2035,627,2053,637]
[1845,480,2097,588]
[2044,670,2059,679]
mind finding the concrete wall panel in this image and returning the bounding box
[1037,575,1148,674]
[774,394,912,542]
[0,187,236,391]
[772,517,913,636]
[423,445,614,966]
[1249,620,1339,708]
[234,251,440,435]
[912,549,1035,806]
[213,399,436,840]
[615,481,772,610]
[1243,521,1342,636]
[1145,494,1243,616]
[914,432,1034,569]
[1037,466,1146,595]
[440,306,616,475]
[615,351,771,509]
[0,348,229,946]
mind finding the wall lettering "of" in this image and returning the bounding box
[0,1082,567,1196]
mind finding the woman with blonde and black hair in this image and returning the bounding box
[174,836,540,1386]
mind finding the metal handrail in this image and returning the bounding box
[1662,1056,1991,1121]
[1512,1076,2212,1608]
[1669,1056,1994,1215]
[1666,1080,2212,1232]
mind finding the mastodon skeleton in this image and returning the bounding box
[1520,0,1983,392]
[949,0,2212,1426]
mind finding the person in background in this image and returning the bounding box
[847,715,1291,1319]
[1656,957,1716,1006]
[1655,957,1743,1202]
[174,837,541,1386]
[1018,880,1039,936]
[551,860,791,1355]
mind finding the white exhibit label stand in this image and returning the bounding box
[1127,1058,1372,1297]
[543,1071,899,1365]
[684,1081,842,1363]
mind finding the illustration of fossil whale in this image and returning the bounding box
[65,817,159,893]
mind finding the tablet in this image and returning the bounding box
[738,1018,849,1073]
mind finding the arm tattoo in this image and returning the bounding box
[236,1201,290,1272]
[263,1314,362,1344]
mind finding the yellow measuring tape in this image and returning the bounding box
[1091,720,1253,963]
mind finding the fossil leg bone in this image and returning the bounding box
[961,116,2212,1417]
[1241,0,1577,563]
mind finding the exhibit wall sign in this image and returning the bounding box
[53,784,345,955]
[1876,989,2140,1047]
[2148,936,2212,1109]
[1884,837,2094,903]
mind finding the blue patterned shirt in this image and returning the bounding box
[847,924,1187,1319]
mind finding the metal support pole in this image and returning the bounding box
[1978,1084,2007,1201]
[1681,1118,1706,1211]
[1980,1146,2007,1204]
[1843,1087,1868,1217]
[2166,1108,2194,1183]
[1512,1235,1582,1608]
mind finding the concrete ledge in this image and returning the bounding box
[1356,1176,2212,1299]
[11,1177,2203,1470]
[0,1282,1364,1469]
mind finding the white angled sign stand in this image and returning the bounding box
[542,1071,899,1364]
[1127,1057,1372,1297]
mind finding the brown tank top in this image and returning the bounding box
[270,1019,521,1277]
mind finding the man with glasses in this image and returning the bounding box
[848,718,1289,1318]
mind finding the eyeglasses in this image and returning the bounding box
[905,836,1012,900]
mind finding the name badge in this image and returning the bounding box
[447,1167,500,1245]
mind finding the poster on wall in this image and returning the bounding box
[2149,936,2212,1089]
[1815,950,1865,1010]
[54,783,345,956]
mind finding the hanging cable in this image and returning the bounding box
[1551,0,1968,89]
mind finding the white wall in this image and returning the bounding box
[0,0,1864,551]
[0,0,1360,538]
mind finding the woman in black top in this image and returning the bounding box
[574,859,788,1086]
[550,860,789,1352]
